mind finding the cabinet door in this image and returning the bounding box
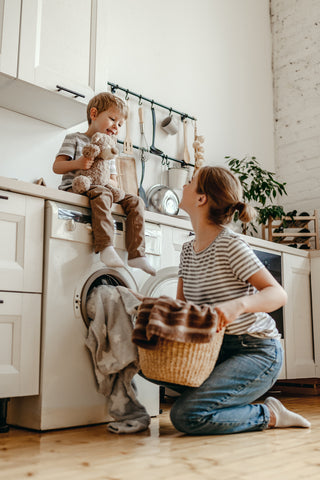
[0,191,44,293]
[0,0,21,76]
[0,292,41,397]
[310,255,320,377]
[282,253,315,378]
[18,0,98,101]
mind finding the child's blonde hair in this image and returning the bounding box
[196,166,257,225]
[87,92,128,124]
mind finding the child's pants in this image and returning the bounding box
[86,185,146,259]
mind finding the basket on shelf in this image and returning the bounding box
[138,329,225,387]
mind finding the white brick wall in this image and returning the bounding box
[271,0,320,218]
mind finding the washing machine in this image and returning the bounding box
[7,200,163,431]
[140,224,194,297]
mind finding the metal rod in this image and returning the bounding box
[56,85,85,98]
[117,139,195,168]
[108,82,197,121]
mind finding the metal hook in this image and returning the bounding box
[151,100,154,108]
[169,107,172,117]
[138,95,142,105]
[111,84,117,94]
[125,89,129,100]
[161,155,166,166]
[181,114,188,122]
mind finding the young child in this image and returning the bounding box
[53,92,155,276]
[159,166,311,434]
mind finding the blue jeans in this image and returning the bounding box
[145,334,283,435]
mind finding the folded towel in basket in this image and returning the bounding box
[132,296,218,349]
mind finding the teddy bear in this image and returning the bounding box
[72,132,125,202]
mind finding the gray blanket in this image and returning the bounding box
[85,285,150,434]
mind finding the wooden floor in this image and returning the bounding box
[1,394,320,480]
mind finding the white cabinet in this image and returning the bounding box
[0,0,108,128]
[282,253,315,378]
[0,292,41,397]
[19,0,99,102]
[0,191,43,398]
[0,190,44,293]
[310,254,320,377]
[0,0,21,77]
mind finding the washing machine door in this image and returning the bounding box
[140,266,179,298]
[75,266,137,327]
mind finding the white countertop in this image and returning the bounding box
[0,175,193,231]
[0,175,310,257]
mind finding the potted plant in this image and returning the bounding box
[225,155,288,235]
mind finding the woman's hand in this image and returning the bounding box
[215,298,245,332]
[215,267,288,332]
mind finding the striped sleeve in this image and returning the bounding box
[178,242,186,277]
[228,237,264,282]
[56,133,77,159]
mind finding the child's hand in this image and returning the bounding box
[215,298,244,332]
[76,155,94,170]
[108,178,118,187]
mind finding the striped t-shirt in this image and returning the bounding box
[56,132,117,190]
[178,227,280,339]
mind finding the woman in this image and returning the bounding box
[168,166,310,434]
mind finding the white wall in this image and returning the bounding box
[0,0,275,192]
[271,0,320,215]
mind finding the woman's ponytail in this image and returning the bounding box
[237,202,257,223]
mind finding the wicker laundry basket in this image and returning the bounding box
[138,329,225,387]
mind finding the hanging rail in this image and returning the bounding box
[108,82,197,122]
[116,140,195,168]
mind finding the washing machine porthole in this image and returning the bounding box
[77,268,136,328]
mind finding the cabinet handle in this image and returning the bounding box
[0,195,9,200]
[0,300,3,304]
[56,85,85,99]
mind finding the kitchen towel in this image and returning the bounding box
[85,285,150,434]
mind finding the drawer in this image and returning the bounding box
[0,190,44,292]
[0,291,41,397]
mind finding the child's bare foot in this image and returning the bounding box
[265,396,311,428]
[128,257,156,276]
[100,246,124,268]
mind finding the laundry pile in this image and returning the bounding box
[85,285,146,434]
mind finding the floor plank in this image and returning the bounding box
[0,394,319,480]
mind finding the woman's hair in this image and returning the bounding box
[196,166,257,225]
[87,92,128,124]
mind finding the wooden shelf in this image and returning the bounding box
[262,210,319,250]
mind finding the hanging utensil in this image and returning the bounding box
[138,106,149,154]
[183,119,191,165]
[146,185,179,216]
[138,148,148,207]
[123,100,133,155]
[150,106,163,156]
[137,106,149,207]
